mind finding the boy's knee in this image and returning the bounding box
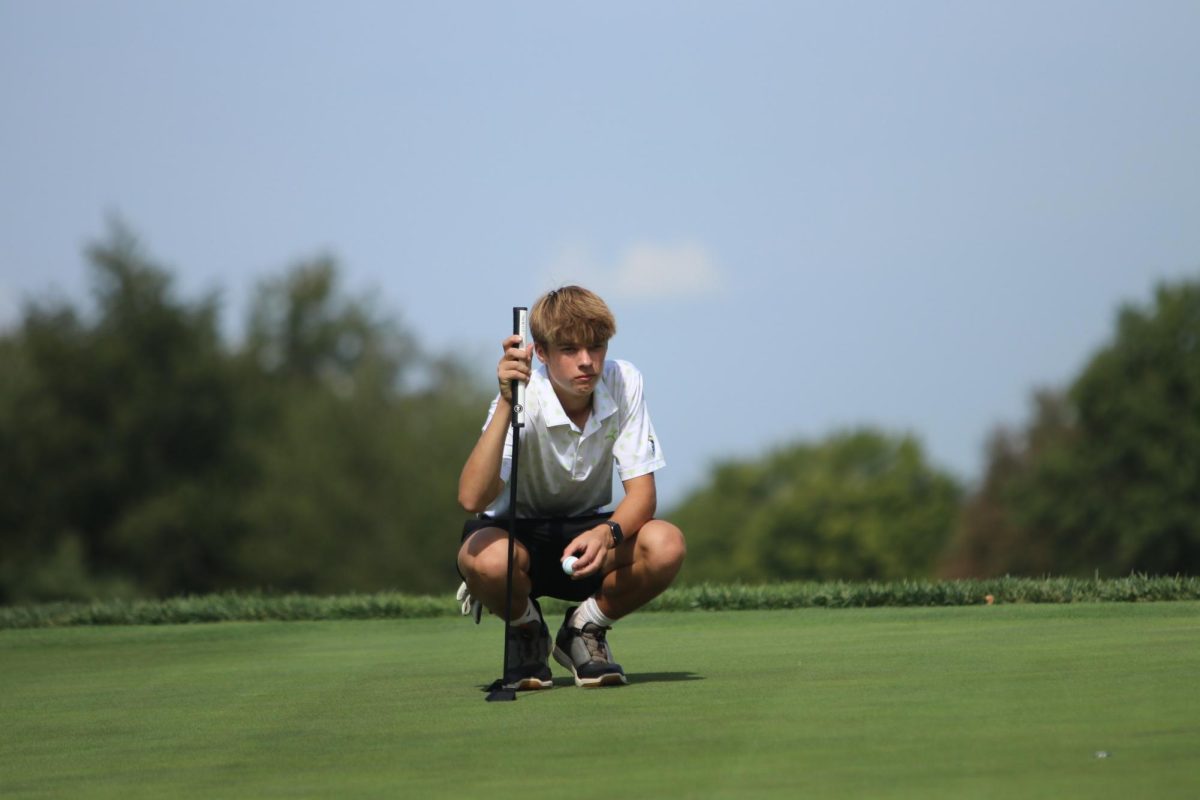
[637,520,686,574]
[457,529,516,585]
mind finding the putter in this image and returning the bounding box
[485,306,528,702]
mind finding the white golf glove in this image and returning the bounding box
[456,581,483,624]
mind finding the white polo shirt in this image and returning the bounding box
[482,358,665,519]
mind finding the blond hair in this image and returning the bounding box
[529,286,616,347]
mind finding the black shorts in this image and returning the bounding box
[459,513,612,603]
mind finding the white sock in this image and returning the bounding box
[508,599,540,626]
[570,596,616,629]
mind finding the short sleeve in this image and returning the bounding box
[611,362,666,481]
[482,393,513,484]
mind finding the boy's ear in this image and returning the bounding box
[533,342,547,363]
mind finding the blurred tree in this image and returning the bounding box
[244,257,418,389]
[233,259,483,595]
[672,429,962,582]
[943,277,1200,577]
[0,222,245,601]
[0,224,487,603]
[938,391,1073,577]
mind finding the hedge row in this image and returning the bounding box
[2,575,1197,630]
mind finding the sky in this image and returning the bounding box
[2,1,1199,509]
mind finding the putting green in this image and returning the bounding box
[1,603,1197,798]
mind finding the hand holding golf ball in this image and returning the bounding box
[562,555,579,576]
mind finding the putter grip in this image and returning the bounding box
[512,307,528,427]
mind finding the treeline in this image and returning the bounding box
[677,276,1200,582]
[0,224,485,603]
[2,225,1197,604]
[940,279,1200,578]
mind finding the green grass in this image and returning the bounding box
[2,604,1198,798]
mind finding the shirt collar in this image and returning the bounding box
[532,363,618,434]
[532,365,570,428]
[586,370,619,435]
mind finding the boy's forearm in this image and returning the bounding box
[457,398,512,513]
[608,474,657,539]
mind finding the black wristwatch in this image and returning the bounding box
[605,520,624,549]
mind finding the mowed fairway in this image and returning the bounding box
[1,603,1197,799]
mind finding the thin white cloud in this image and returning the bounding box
[613,242,722,299]
[543,241,723,301]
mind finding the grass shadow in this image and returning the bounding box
[477,671,705,693]
[630,671,704,684]
[549,672,705,688]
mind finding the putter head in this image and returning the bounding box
[484,679,517,702]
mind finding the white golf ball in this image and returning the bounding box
[562,556,578,576]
